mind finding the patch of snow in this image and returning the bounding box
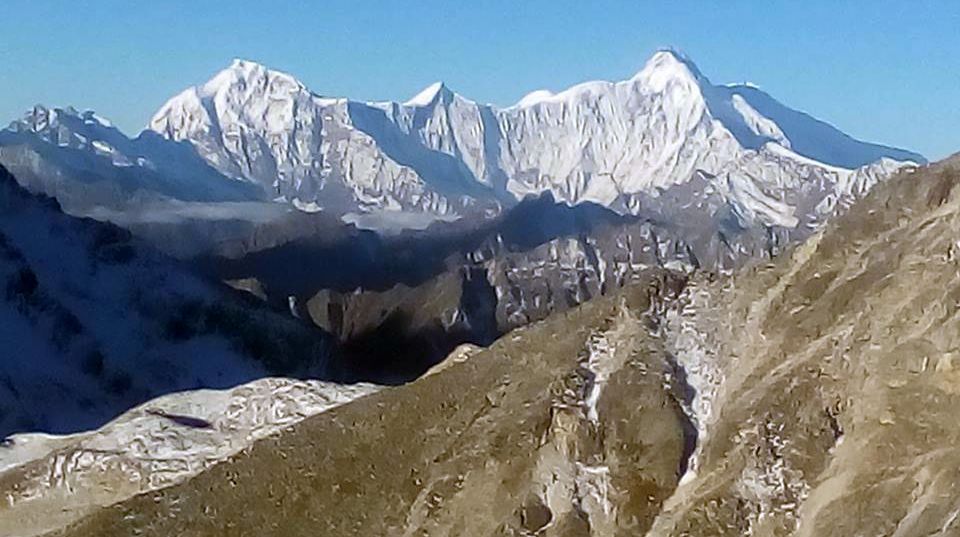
[765,141,852,173]
[0,377,377,532]
[660,283,724,481]
[90,140,114,154]
[582,332,617,424]
[575,462,614,520]
[513,89,555,108]
[292,198,322,213]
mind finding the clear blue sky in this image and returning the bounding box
[2,1,957,159]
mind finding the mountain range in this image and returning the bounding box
[1,50,922,236]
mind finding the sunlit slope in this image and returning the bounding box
[650,156,960,536]
[52,273,692,536]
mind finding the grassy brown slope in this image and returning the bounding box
[649,157,960,536]
[51,272,691,537]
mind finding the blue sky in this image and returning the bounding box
[1,1,957,159]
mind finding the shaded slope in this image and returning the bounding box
[727,85,926,168]
[0,164,336,438]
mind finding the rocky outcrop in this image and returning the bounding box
[645,156,960,536]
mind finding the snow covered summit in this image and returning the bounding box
[146,50,922,231]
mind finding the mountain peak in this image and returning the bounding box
[633,49,707,91]
[200,58,307,98]
[514,89,556,108]
[9,105,116,135]
[404,81,455,107]
[229,58,262,70]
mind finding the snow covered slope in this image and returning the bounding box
[0,377,376,537]
[149,50,923,228]
[0,163,336,439]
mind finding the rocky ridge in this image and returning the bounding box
[39,157,960,536]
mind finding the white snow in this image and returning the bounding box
[404,81,446,107]
[582,332,617,424]
[513,89,555,108]
[731,94,791,148]
[0,377,377,535]
[292,198,323,213]
[90,139,114,154]
[143,50,922,228]
[660,283,724,482]
[765,141,851,173]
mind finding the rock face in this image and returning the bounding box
[216,197,701,382]
[647,156,960,536]
[149,51,921,228]
[43,157,960,537]
[229,193,784,383]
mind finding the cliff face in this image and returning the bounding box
[237,193,789,383]
[304,218,698,382]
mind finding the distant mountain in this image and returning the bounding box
[0,105,261,214]
[149,50,922,229]
[0,51,924,254]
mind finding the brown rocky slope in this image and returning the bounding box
[48,155,960,536]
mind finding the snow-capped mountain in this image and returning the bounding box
[0,105,261,214]
[149,60,487,217]
[149,50,923,228]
